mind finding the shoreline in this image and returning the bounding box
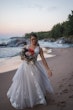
[0,48,56,73]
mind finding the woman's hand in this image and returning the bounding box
[47,69,52,78]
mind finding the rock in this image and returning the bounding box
[56,37,66,44]
[7,37,27,47]
[44,38,55,42]
[56,37,73,44]
[0,42,7,47]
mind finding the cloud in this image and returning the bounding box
[47,6,58,12]
[25,2,43,11]
[27,2,58,12]
[34,4,43,10]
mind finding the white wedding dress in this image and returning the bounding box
[7,45,54,109]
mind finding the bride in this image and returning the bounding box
[7,33,54,109]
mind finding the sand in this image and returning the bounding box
[0,48,73,110]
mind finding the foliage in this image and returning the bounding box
[24,10,73,40]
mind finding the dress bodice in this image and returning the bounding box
[34,46,40,56]
[26,45,40,60]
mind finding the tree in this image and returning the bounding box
[24,10,73,41]
[49,23,63,39]
[68,10,73,35]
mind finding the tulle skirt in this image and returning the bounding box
[7,60,54,109]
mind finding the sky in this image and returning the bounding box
[0,0,73,38]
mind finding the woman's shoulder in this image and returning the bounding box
[36,45,42,54]
[37,45,42,50]
[38,46,44,54]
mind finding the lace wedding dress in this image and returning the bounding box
[7,45,54,109]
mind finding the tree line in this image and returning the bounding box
[24,10,73,40]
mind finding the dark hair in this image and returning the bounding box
[30,32,39,46]
[30,32,38,39]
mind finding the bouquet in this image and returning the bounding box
[20,47,36,64]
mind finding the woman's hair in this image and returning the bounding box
[30,33,39,46]
[30,33,38,39]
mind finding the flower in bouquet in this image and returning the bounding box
[20,47,36,64]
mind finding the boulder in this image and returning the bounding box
[7,37,27,47]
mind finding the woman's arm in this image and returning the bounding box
[39,48,52,77]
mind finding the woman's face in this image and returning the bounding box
[30,36,37,45]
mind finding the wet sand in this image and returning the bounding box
[0,48,55,73]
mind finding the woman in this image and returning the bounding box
[7,33,54,109]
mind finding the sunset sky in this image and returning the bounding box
[0,0,73,38]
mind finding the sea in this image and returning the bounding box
[0,38,73,58]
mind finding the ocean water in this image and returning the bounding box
[0,40,73,58]
[0,47,22,58]
[0,38,10,44]
[39,41,73,48]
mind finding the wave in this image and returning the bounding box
[0,41,73,58]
